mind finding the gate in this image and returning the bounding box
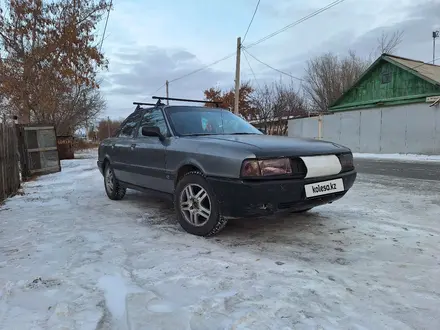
[17,125,61,179]
[0,122,20,202]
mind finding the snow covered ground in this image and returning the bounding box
[354,152,440,162]
[1,149,440,330]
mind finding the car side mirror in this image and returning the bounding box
[141,126,165,141]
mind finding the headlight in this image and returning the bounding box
[240,158,292,177]
[337,152,354,171]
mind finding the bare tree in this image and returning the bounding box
[251,80,308,135]
[96,118,123,141]
[12,67,106,135]
[250,84,275,125]
[51,81,106,135]
[376,30,404,55]
[303,51,367,112]
[302,30,404,112]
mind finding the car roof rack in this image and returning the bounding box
[152,96,221,107]
[133,101,156,106]
[132,101,157,110]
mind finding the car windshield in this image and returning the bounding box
[165,106,262,136]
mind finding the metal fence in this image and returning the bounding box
[0,122,20,202]
[288,103,440,155]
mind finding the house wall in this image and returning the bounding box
[330,58,440,111]
[288,103,440,154]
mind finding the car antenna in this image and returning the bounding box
[152,96,221,107]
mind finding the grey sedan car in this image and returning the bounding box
[97,98,357,237]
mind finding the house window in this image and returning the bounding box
[381,66,392,84]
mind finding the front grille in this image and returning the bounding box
[289,158,307,179]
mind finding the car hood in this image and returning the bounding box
[195,134,350,157]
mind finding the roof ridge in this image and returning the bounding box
[383,53,440,68]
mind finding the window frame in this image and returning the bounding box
[380,66,392,84]
[117,109,143,138]
[138,107,172,138]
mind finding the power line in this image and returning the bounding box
[244,49,303,81]
[141,83,166,102]
[99,0,113,52]
[168,52,236,84]
[148,1,344,97]
[242,0,261,44]
[244,0,345,49]
[152,83,166,94]
[149,52,236,94]
[243,50,261,90]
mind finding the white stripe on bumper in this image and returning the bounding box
[300,155,342,179]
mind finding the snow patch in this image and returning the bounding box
[97,274,142,322]
[1,155,440,329]
[146,300,178,313]
[354,152,440,162]
[0,281,14,299]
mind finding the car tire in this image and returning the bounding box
[174,171,227,237]
[104,163,126,200]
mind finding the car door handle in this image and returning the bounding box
[130,143,136,150]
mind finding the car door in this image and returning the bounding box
[111,109,142,184]
[130,107,172,193]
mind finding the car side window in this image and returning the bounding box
[118,111,142,138]
[139,108,169,136]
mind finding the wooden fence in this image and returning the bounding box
[0,122,20,202]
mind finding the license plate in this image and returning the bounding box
[304,178,344,198]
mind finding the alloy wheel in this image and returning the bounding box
[179,183,212,226]
[105,167,114,193]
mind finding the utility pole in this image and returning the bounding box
[318,114,323,140]
[166,80,169,105]
[433,31,439,64]
[234,37,241,115]
[107,116,111,138]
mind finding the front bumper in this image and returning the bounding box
[207,170,357,218]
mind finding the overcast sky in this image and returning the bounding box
[97,0,440,120]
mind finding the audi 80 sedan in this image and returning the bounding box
[97,97,357,237]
